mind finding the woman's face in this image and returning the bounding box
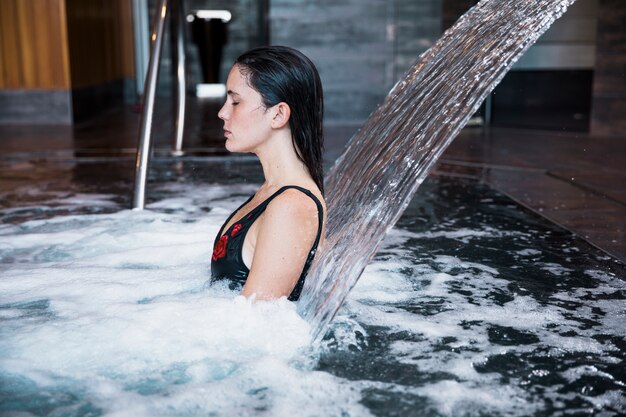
[217,65,273,153]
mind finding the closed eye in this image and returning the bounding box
[226,90,240,106]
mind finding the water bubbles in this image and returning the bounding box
[0,205,320,416]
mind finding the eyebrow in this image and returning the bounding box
[227,90,240,97]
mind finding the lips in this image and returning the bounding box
[223,129,232,137]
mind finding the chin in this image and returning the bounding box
[226,141,255,154]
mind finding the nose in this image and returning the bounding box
[218,102,229,121]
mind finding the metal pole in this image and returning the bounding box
[131,0,150,96]
[172,0,186,156]
[133,0,169,210]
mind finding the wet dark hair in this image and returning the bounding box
[235,45,325,195]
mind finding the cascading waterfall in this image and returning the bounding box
[298,0,578,341]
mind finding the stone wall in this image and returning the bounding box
[270,0,441,124]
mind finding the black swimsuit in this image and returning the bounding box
[210,185,324,301]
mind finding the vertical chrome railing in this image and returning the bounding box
[133,0,187,209]
[131,0,150,97]
[172,0,187,157]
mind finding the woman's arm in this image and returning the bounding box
[241,189,320,300]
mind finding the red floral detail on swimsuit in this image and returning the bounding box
[230,223,242,237]
[212,235,228,261]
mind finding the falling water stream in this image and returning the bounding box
[299,0,578,341]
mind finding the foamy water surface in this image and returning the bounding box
[1,177,625,416]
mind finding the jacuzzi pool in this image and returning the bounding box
[1,157,624,416]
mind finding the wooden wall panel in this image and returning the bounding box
[0,0,70,89]
[115,0,135,78]
[65,0,135,88]
[0,0,135,89]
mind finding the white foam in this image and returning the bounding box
[409,226,526,244]
[517,248,541,256]
[2,182,625,416]
[416,380,539,416]
[1,190,356,416]
[539,262,574,276]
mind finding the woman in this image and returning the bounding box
[210,46,326,302]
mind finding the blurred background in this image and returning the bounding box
[1,0,622,133]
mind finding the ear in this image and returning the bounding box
[270,102,291,129]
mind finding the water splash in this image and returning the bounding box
[298,0,578,341]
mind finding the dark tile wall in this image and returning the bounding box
[591,0,626,137]
[270,0,389,124]
[393,0,442,79]
[271,0,441,124]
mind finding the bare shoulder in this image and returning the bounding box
[264,188,324,219]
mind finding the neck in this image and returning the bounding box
[255,130,311,190]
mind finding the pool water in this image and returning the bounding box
[1,158,624,416]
